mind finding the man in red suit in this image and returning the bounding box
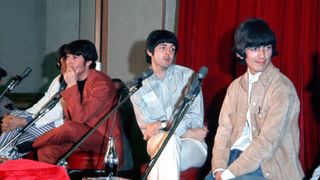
[32,40,122,165]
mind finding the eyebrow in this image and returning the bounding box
[159,43,176,49]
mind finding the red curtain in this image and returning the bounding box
[177,0,320,176]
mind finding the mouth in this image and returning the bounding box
[256,61,266,65]
[163,58,171,62]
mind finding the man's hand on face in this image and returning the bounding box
[63,66,78,88]
[1,115,27,132]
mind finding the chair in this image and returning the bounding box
[22,147,107,178]
[66,118,124,178]
[66,151,104,170]
[66,151,105,177]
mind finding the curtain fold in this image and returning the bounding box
[177,0,320,176]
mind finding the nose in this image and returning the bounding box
[164,47,173,56]
[258,47,266,58]
[66,56,73,63]
[65,58,74,68]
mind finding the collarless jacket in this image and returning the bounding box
[61,69,119,137]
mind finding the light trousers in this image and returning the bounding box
[146,132,207,180]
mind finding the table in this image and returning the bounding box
[0,159,69,179]
[83,176,131,180]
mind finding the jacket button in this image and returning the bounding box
[265,172,270,177]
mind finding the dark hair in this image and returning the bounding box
[112,78,127,97]
[145,30,179,64]
[111,78,125,88]
[64,40,98,69]
[0,67,7,80]
[56,44,67,70]
[233,18,278,62]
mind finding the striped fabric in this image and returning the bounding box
[0,110,55,159]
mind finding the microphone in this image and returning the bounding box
[19,67,32,81]
[49,75,67,101]
[187,66,208,98]
[58,75,67,92]
[8,67,32,91]
[126,68,153,89]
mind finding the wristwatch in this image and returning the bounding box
[160,120,167,131]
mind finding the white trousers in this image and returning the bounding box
[146,132,207,180]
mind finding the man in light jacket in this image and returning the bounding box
[206,18,304,180]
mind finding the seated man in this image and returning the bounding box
[0,45,66,159]
[32,40,122,165]
[205,18,304,180]
[130,30,208,179]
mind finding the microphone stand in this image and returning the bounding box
[0,67,32,102]
[56,81,143,167]
[0,76,21,102]
[141,86,201,180]
[0,89,63,153]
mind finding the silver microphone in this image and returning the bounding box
[187,66,208,98]
[126,68,153,89]
[8,67,32,91]
[19,67,32,80]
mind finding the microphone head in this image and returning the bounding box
[198,66,208,79]
[126,68,154,89]
[21,67,32,78]
[59,75,67,91]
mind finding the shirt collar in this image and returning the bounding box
[150,64,174,81]
[248,70,261,84]
[240,63,277,91]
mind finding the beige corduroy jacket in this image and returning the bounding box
[211,63,304,179]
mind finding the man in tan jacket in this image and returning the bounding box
[205,18,304,180]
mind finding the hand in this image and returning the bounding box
[215,171,223,180]
[181,126,208,141]
[63,66,78,88]
[1,115,27,132]
[140,121,164,140]
[0,155,9,164]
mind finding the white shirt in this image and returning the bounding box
[220,70,261,180]
[26,75,64,128]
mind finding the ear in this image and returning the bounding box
[147,50,153,57]
[236,53,244,59]
[86,60,92,67]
